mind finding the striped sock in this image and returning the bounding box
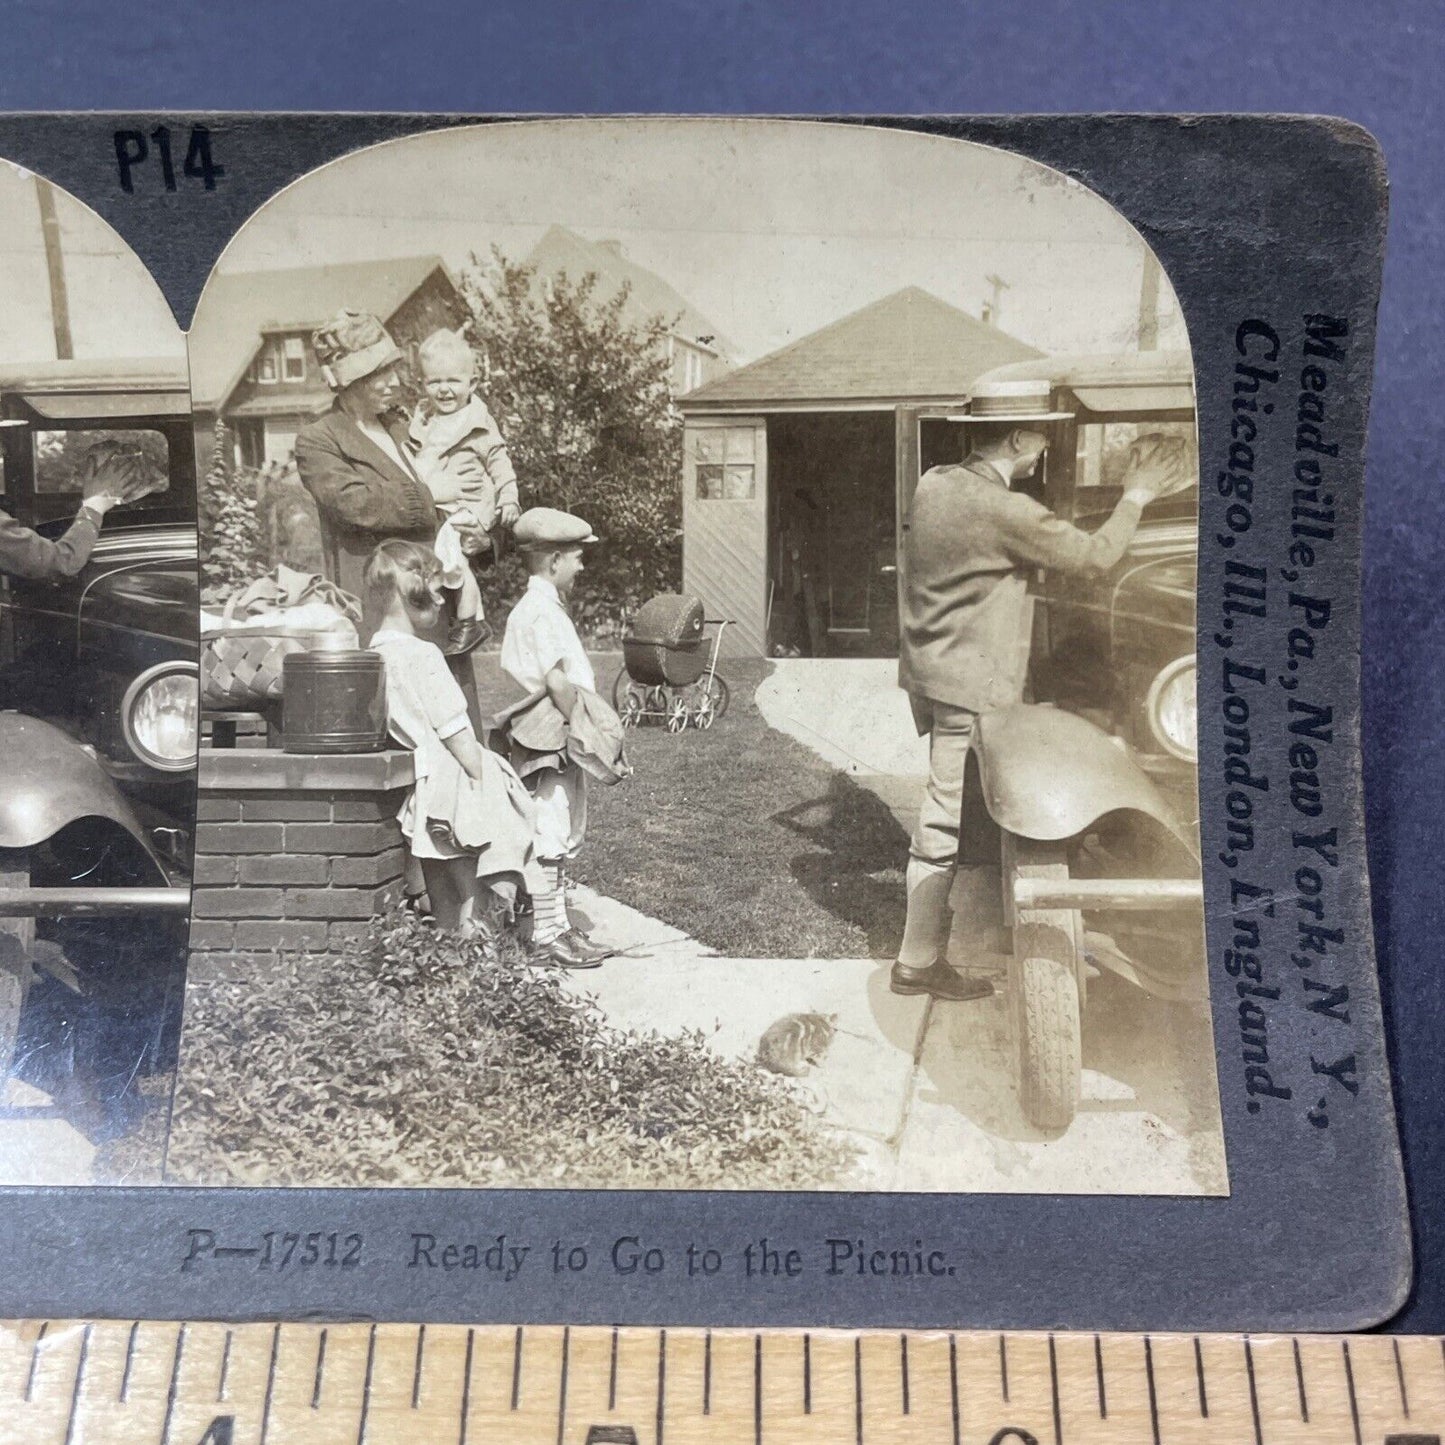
[532,861,569,946]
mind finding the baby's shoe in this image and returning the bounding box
[445,617,491,657]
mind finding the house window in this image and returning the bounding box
[694,426,756,499]
[235,419,265,469]
[283,336,306,381]
[258,343,278,384]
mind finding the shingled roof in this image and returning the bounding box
[680,286,1040,409]
[189,255,456,410]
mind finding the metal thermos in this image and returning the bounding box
[281,649,388,753]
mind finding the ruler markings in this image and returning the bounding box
[656,1327,667,1445]
[455,1325,473,1445]
[120,1319,140,1404]
[949,1333,960,1445]
[60,1320,91,1445]
[159,1322,186,1445]
[854,1334,863,1445]
[1342,1339,1362,1445]
[24,1318,47,1402]
[556,1325,570,1445]
[1394,1335,1411,1416]
[753,1332,762,1445]
[1143,1335,1160,1445]
[512,1324,524,1410]
[17,1324,1445,1441]
[1243,1336,1263,1445]
[312,1325,328,1409]
[1292,1335,1308,1422]
[999,1331,1011,1402]
[1049,1333,1063,1445]
[258,1322,280,1445]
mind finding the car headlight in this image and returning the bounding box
[1146,655,1197,762]
[122,662,198,771]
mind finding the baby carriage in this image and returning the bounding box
[612,593,732,732]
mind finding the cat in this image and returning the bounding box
[756,1012,839,1078]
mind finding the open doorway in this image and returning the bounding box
[767,411,899,657]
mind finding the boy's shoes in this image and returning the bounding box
[444,618,492,657]
[542,929,612,969]
[889,958,994,1001]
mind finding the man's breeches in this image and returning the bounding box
[909,699,979,868]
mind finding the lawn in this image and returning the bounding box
[467,652,910,959]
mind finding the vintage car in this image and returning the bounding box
[0,360,196,1129]
[951,351,1204,1131]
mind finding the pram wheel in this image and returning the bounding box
[618,681,645,728]
[666,693,690,733]
[697,673,730,723]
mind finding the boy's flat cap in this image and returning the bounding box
[513,507,599,548]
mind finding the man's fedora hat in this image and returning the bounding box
[311,310,404,391]
[959,377,1073,424]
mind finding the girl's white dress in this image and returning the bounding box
[369,628,539,886]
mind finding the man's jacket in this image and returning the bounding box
[0,504,101,581]
[899,457,1145,716]
[293,405,437,598]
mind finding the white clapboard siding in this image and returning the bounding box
[682,417,768,656]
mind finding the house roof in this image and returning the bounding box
[189,255,456,410]
[680,287,1041,410]
[525,226,735,360]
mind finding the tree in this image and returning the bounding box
[458,251,684,634]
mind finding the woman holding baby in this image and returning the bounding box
[294,309,516,652]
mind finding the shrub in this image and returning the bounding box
[197,422,267,606]
[166,910,857,1189]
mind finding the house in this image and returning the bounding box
[676,286,1042,658]
[524,226,733,396]
[189,255,468,470]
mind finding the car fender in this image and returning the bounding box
[971,703,1193,849]
[0,712,163,871]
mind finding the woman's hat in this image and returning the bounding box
[960,377,1073,424]
[311,310,403,391]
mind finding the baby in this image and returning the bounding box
[407,328,522,654]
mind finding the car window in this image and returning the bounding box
[1075,419,1197,493]
[33,427,171,507]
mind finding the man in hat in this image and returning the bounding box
[500,506,612,967]
[893,378,1188,1001]
[295,310,474,601]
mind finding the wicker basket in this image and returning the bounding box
[201,629,309,710]
[623,593,707,686]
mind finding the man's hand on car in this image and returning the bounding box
[1121,433,1191,506]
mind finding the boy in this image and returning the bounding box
[407,328,522,654]
[501,507,610,968]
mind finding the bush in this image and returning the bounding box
[459,252,685,629]
[166,910,857,1189]
[197,423,267,606]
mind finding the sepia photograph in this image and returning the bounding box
[0,161,197,1184]
[158,118,1224,1194]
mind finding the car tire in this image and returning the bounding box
[1013,952,1082,1133]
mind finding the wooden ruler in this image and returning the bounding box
[2,1321,1442,1444]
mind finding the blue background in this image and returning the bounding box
[3,0,1440,1331]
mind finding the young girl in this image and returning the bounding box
[364,539,541,935]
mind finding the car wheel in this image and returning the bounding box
[0,851,34,1084]
[1006,836,1083,1133]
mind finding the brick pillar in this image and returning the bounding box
[190,750,415,977]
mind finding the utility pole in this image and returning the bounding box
[1138,247,1161,351]
[982,272,1010,327]
[35,176,73,360]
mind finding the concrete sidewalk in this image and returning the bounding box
[566,884,1227,1195]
